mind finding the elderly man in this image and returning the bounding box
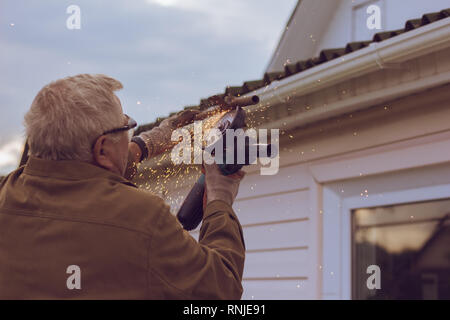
[0,74,246,299]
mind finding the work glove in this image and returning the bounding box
[139,109,199,158]
[203,163,246,207]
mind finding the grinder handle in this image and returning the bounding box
[176,175,205,231]
[176,164,242,231]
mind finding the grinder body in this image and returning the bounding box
[176,106,276,230]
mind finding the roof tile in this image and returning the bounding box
[405,18,423,31]
[423,12,443,24]
[225,86,246,97]
[319,48,347,62]
[263,71,285,85]
[345,41,371,53]
[373,29,405,42]
[243,80,265,93]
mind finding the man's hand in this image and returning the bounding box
[139,109,199,158]
[164,109,200,129]
[124,109,199,180]
[203,163,245,207]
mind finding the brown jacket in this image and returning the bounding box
[0,157,245,299]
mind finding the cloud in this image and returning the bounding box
[145,0,295,47]
[0,135,25,175]
[0,0,297,147]
[147,0,187,7]
[146,0,243,12]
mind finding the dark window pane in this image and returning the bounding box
[352,198,450,300]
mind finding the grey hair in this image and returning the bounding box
[24,74,124,161]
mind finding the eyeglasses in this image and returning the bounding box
[102,114,137,141]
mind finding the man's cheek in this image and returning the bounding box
[121,138,129,174]
[122,148,129,174]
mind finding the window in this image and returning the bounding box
[352,198,450,299]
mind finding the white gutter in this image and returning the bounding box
[245,17,450,130]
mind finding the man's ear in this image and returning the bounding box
[93,135,116,172]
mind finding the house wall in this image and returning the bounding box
[136,80,450,299]
[318,0,450,54]
[236,82,450,299]
[134,41,450,299]
[265,0,340,72]
[267,0,450,73]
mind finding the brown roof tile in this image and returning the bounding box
[345,41,372,53]
[263,71,285,85]
[373,29,405,42]
[405,18,423,31]
[242,80,265,93]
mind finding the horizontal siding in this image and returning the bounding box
[233,189,310,225]
[189,186,313,299]
[243,221,309,251]
[235,165,310,199]
[242,279,312,300]
[232,168,312,299]
[243,248,309,279]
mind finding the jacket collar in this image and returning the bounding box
[23,156,135,186]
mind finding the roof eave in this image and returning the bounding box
[243,17,450,131]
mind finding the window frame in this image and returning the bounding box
[323,178,450,299]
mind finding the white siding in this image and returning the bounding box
[317,0,450,56]
[176,81,450,299]
[242,279,310,300]
[267,0,450,72]
[242,220,309,251]
[244,249,309,279]
[188,168,318,299]
[136,44,450,299]
[235,164,318,299]
[234,190,310,225]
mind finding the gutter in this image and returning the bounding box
[245,17,450,131]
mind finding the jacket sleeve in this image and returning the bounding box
[147,199,246,299]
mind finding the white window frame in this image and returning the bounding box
[310,131,450,299]
[338,182,450,299]
[323,172,450,299]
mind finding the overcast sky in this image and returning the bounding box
[0,0,297,175]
